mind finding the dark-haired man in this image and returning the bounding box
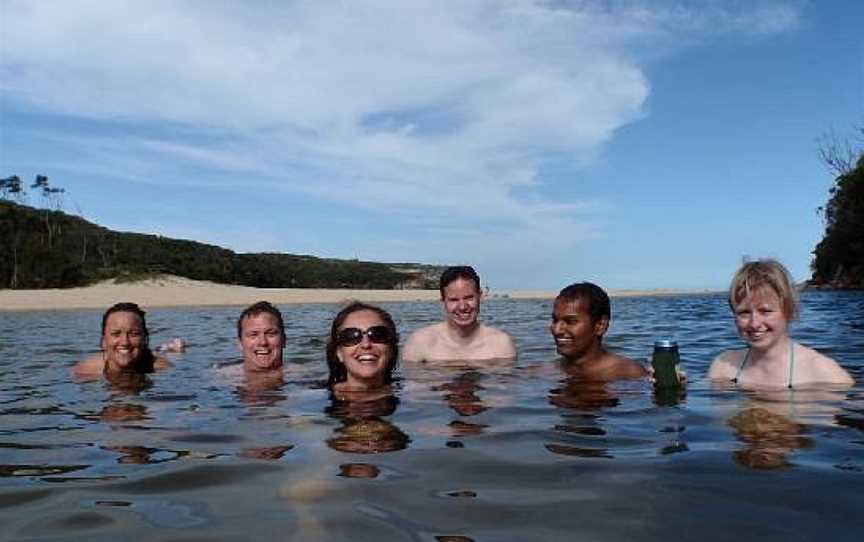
[551,282,646,380]
[402,266,516,362]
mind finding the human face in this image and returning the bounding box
[733,288,789,351]
[441,277,481,328]
[238,312,285,371]
[550,297,608,360]
[336,310,393,389]
[101,311,147,371]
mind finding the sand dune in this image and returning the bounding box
[0,275,696,312]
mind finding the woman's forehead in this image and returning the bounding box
[735,285,781,306]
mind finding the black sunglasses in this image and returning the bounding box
[336,326,392,347]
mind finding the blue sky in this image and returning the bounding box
[1,1,862,290]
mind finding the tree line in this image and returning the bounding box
[0,175,441,290]
[810,129,864,289]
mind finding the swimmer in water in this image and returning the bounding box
[326,302,400,396]
[73,302,171,378]
[709,259,853,389]
[402,266,516,363]
[237,301,286,373]
[550,282,647,381]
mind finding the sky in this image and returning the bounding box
[1,0,862,290]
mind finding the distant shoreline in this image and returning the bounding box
[0,275,716,312]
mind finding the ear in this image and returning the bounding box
[593,316,610,337]
[336,349,344,364]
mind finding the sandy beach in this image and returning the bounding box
[0,275,697,312]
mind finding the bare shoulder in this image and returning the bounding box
[72,354,104,378]
[797,344,854,385]
[609,353,648,380]
[402,324,442,362]
[708,349,745,380]
[480,325,517,358]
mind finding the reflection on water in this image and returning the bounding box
[0,292,862,540]
[326,394,410,454]
[728,407,811,469]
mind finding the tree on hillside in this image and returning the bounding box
[812,128,864,288]
[30,175,65,249]
[0,175,27,203]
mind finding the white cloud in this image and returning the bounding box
[1,0,802,269]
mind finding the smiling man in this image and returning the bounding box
[237,301,286,373]
[402,266,516,363]
[551,282,646,381]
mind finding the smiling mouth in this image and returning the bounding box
[355,354,380,364]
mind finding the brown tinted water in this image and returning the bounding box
[0,291,862,541]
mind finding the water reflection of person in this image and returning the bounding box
[326,394,409,455]
[432,370,490,438]
[709,259,854,389]
[234,369,286,406]
[728,407,811,469]
[438,371,488,417]
[548,378,621,411]
[545,375,620,459]
[239,445,294,460]
[103,370,154,395]
[338,463,381,479]
[99,402,149,422]
[73,302,171,380]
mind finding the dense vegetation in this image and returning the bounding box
[0,194,442,290]
[811,141,864,289]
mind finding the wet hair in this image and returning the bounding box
[100,302,155,371]
[326,302,400,388]
[555,282,611,322]
[237,301,286,340]
[729,259,798,321]
[439,265,481,298]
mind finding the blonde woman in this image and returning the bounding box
[709,260,853,388]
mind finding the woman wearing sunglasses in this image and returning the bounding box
[326,302,400,392]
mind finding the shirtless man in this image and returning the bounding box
[402,266,516,362]
[237,301,286,373]
[550,282,647,381]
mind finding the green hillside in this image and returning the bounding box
[0,200,443,290]
[810,152,864,289]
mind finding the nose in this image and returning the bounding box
[745,311,763,329]
[358,333,373,348]
[551,320,563,335]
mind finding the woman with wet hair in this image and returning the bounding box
[326,301,399,392]
[709,259,853,388]
[73,302,171,379]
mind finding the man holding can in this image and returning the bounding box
[550,282,647,380]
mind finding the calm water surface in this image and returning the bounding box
[0,291,862,541]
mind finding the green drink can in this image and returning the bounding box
[652,340,680,388]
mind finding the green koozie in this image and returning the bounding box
[652,340,680,388]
